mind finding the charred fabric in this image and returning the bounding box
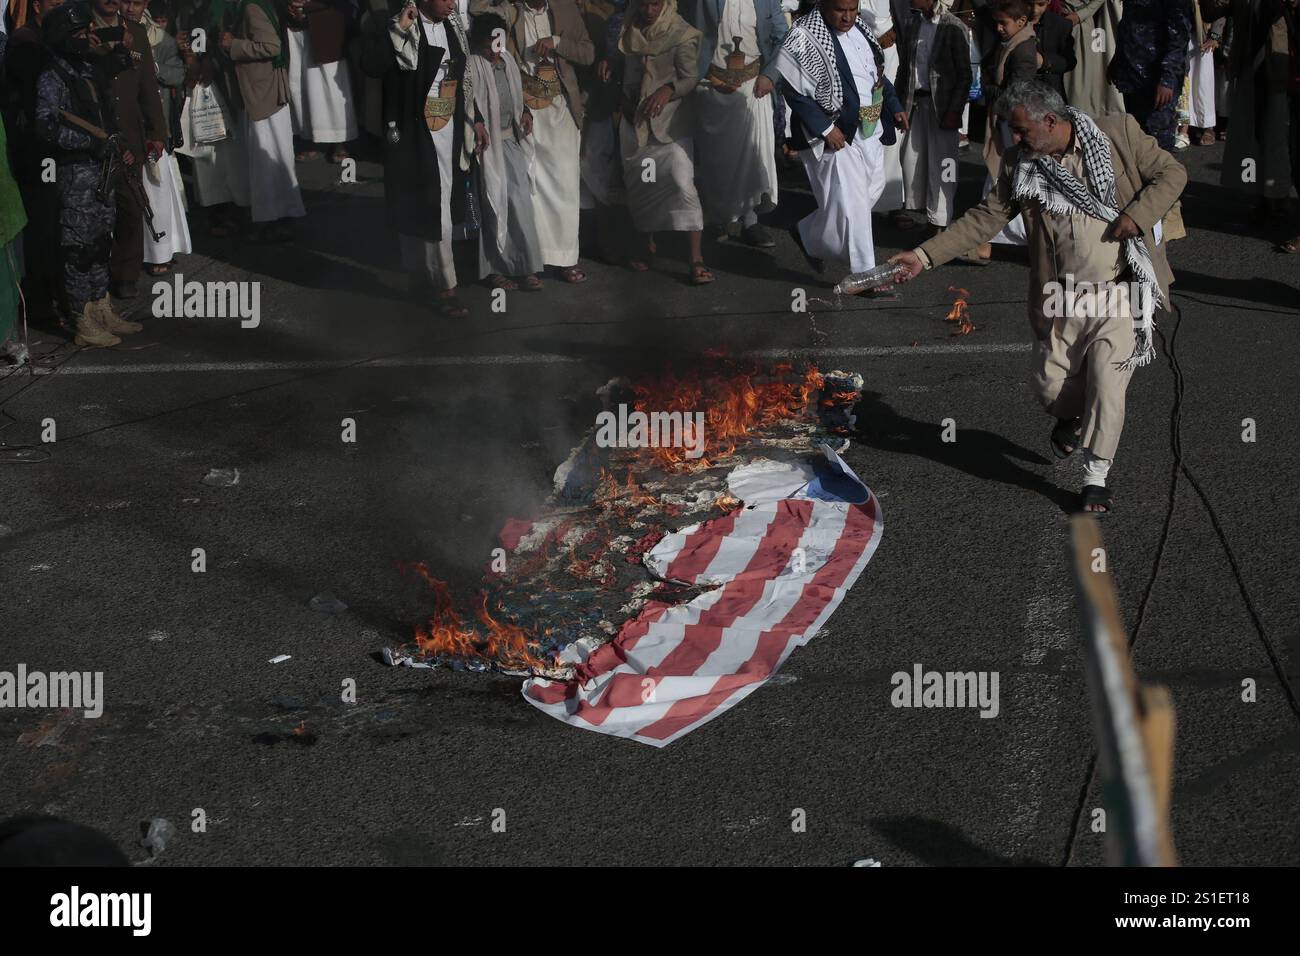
[383,359,863,680]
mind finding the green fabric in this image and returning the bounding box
[210,0,235,29]
[0,242,19,346]
[239,0,288,69]
[0,118,29,249]
[859,85,883,140]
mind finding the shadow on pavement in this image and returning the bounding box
[1172,270,1300,312]
[873,816,1049,866]
[852,390,1077,514]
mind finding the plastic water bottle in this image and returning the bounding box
[833,262,903,296]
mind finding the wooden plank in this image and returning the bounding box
[1068,515,1177,866]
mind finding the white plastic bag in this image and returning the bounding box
[175,87,213,159]
[188,82,228,146]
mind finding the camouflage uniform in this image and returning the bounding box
[33,55,117,322]
[1111,0,1193,150]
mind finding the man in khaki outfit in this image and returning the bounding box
[890,79,1186,515]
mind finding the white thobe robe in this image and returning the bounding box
[859,0,903,211]
[986,120,1026,244]
[189,84,250,209]
[401,14,458,290]
[288,27,359,143]
[470,53,544,278]
[521,4,581,267]
[1186,40,1215,129]
[142,152,193,263]
[693,0,778,225]
[788,27,886,272]
[245,105,306,222]
[620,55,703,233]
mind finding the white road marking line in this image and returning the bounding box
[44,343,1032,377]
[1001,466,1083,857]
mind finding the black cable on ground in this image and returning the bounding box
[1060,296,1300,866]
[1160,305,1300,723]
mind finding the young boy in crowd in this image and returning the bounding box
[1029,0,1075,101]
[967,0,1036,263]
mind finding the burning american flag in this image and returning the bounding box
[522,445,883,746]
[386,360,884,746]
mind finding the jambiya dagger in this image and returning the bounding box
[57,108,166,244]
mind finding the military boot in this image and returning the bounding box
[95,295,143,334]
[73,302,121,348]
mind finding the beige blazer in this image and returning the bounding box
[230,4,290,122]
[920,113,1187,339]
[623,29,701,147]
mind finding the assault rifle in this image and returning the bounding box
[58,109,166,243]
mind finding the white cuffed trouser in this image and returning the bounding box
[1082,450,1112,488]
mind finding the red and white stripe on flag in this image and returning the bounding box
[522,447,884,746]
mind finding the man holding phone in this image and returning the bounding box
[90,0,167,300]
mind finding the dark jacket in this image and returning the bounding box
[680,0,790,83]
[360,3,470,241]
[1033,10,1077,100]
[981,25,1038,99]
[90,15,167,156]
[3,25,54,182]
[1111,0,1192,94]
[780,26,904,150]
[894,8,971,118]
[35,53,117,164]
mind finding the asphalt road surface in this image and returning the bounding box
[1,137,1297,867]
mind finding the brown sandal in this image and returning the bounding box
[436,291,469,318]
[519,275,543,290]
[488,274,518,290]
[1279,236,1300,255]
[560,266,587,283]
[690,261,715,285]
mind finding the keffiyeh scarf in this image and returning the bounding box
[1011,108,1160,370]
[777,12,884,117]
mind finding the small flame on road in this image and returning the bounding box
[945,285,976,335]
[397,561,548,672]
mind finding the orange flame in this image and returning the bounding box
[596,468,660,509]
[945,285,976,335]
[714,492,742,513]
[398,561,548,672]
[629,360,823,470]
